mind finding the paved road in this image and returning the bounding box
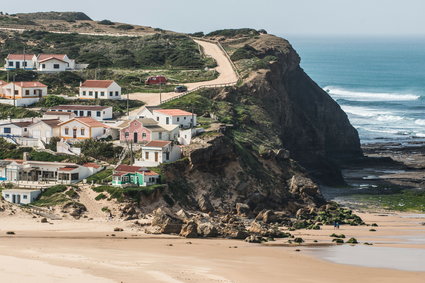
[127,39,238,115]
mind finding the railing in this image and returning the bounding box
[24,204,62,220]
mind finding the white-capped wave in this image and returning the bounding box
[324,86,420,101]
[415,119,425,126]
[341,106,391,118]
[376,115,405,122]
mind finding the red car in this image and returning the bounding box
[145,76,167,85]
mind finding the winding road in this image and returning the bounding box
[127,39,239,116]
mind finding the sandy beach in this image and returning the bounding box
[0,212,424,283]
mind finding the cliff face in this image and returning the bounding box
[157,34,362,214]
[234,35,363,184]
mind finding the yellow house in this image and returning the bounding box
[58,117,108,140]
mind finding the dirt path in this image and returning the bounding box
[128,39,239,114]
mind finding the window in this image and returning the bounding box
[82,91,86,96]
[23,195,27,199]
[53,64,60,69]
[142,133,147,138]
[81,128,85,135]
[145,152,149,159]
[14,90,18,95]
[95,91,98,97]
[166,117,169,124]
[87,111,91,117]
[8,62,13,67]
[166,152,170,160]
[89,91,93,96]
[96,111,101,117]
[125,132,129,137]
[158,132,162,139]
[177,117,180,122]
[156,117,159,121]
[79,111,84,116]
[5,194,9,198]
[184,117,187,120]
[33,90,37,95]
[109,91,113,96]
[115,91,119,96]
[4,128,11,134]
[23,62,27,67]
[100,92,105,96]
[65,127,69,135]
[42,64,46,69]
[24,128,27,132]
[74,111,78,115]
[25,90,30,95]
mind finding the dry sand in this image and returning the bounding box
[0,212,424,283]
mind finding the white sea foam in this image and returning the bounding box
[414,119,425,126]
[325,86,420,101]
[341,106,391,118]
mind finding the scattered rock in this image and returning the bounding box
[197,194,214,213]
[255,210,277,224]
[6,231,15,235]
[245,235,264,243]
[293,237,304,244]
[151,208,183,234]
[114,227,124,232]
[347,238,358,244]
[236,203,251,217]
[332,238,344,244]
[369,229,376,232]
[197,222,218,237]
[40,217,48,223]
[179,221,198,238]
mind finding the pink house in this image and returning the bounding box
[119,118,178,144]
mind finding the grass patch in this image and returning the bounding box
[86,169,113,184]
[350,189,425,212]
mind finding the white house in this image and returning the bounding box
[58,117,109,140]
[152,109,197,128]
[36,54,76,72]
[4,54,36,70]
[0,158,103,186]
[0,121,33,137]
[79,80,122,100]
[47,105,113,120]
[1,189,41,205]
[0,81,48,106]
[135,140,181,167]
[43,111,76,121]
[28,119,61,143]
[136,106,158,119]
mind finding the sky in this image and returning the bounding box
[3,0,425,36]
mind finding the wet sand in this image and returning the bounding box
[0,212,424,282]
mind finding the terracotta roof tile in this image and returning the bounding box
[58,166,79,171]
[11,121,33,128]
[80,80,115,88]
[37,54,66,61]
[40,119,61,127]
[59,117,108,128]
[10,81,47,88]
[144,171,159,176]
[144,140,171,148]
[154,109,194,116]
[83,163,101,169]
[38,57,68,64]
[7,54,35,60]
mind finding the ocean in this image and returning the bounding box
[286,36,425,144]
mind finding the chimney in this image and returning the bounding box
[80,81,82,87]
[23,152,29,161]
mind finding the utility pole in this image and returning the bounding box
[12,75,16,107]
[127,91,129,117]
[159,82,162,105]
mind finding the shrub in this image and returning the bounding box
[98,20,114,25]
[332,238,344,244]
[95,193,107,201]
[116,24,134,30]
[206,28,259,37]
[86,169,113,184]
[230,45,258,61]
[189,32,204,37]
[42,185,68,197]
[347,238,359,244]
[293,237,304,244]
[330,233,346,239]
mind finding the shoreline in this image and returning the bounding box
[0,211,424,282]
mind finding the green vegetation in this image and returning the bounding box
[332,238,344,244]
[12,12,92,21]
[86,169,113,184]
[98,20,114,25]
[0,138,68,161]
[330,233,346,239]
[230,45,258,61]
[95,193,107,201]
[115,24,134,30]
[0,31,208,70]
[206,28,259,37]
[0,15,36,26]
[32,184,79,207]
[74,140,123,163]
[0,104,40,119]
[347,238,359,244]
[349,189,425,212]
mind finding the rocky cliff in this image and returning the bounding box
[158,33,363,216]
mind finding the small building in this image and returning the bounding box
[79,80,122,100]
[4,54,36,70]
[43,111,76,121]
[119,118,179,144]
[35,54,76,72]
[1,81,48,98]
[58,117,109,140]
[153,109,197,129]
[112,164,159,187]
[1,189,41,205]
[47,105,113,120]
[135,140,181,167]
[0,158,103,186]
[0,121,33,138]
[28,119,61,143]
[136,106,157,119]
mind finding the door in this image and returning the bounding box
[133,132,138,143]
[95,92,98,99]
[154,152,158,162]
[16,194,21,204]
[166,117,170,124]
[12,195,16,203]
[73,128,77,138]
[16,62,20,69]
